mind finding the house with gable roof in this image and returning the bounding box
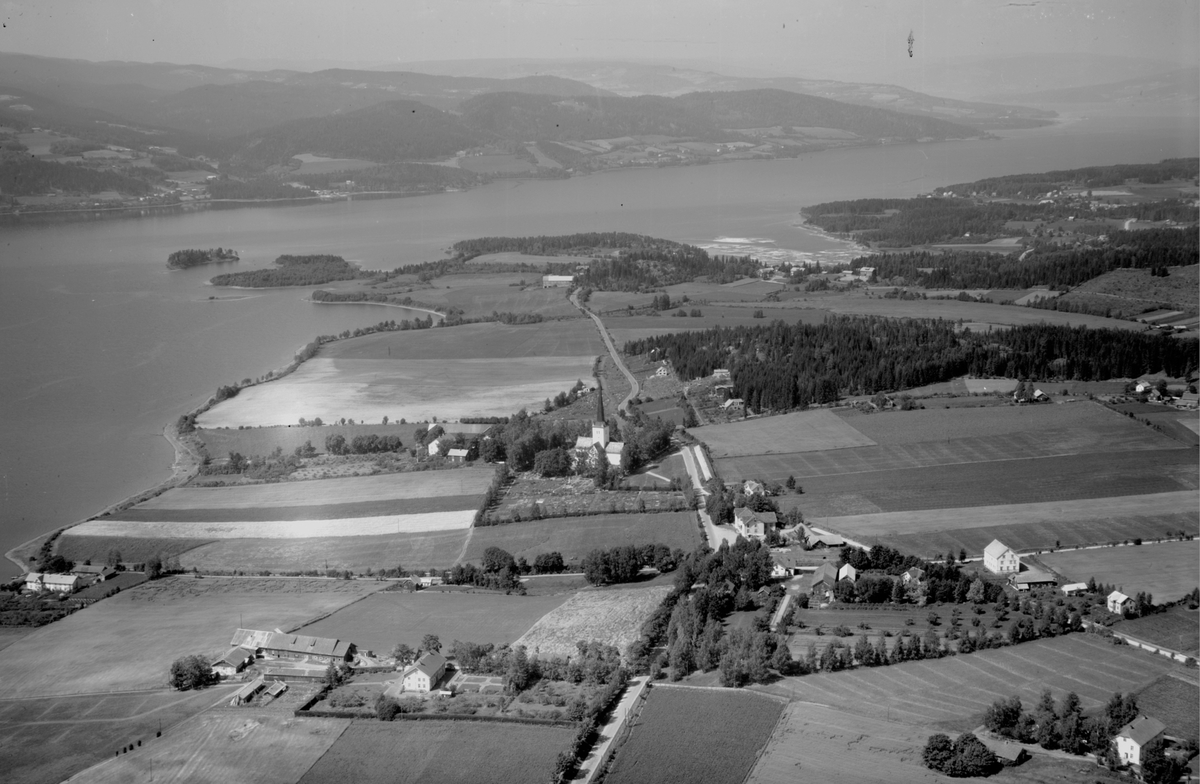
[400,652,448,694]
[1114,715,1166,767]
[983,539,1020,574]
[733,507,776,541]
[1107,590,1133,614]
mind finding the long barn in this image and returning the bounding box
[230,628,355,665]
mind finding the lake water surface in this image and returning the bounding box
[1,113,1195,573]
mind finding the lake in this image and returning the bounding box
[1,113,1195,574]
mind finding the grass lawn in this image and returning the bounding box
[295,590,572,652]
[812,491,1198,558]
[0,577,381,699]
[515,586,672,659]
[59,707,347,784]
[1038,541,1200,604]
[1135,674,1199,740]
[1112,605,1200,655]
[465,512,703,565]
[0,688,240,784]
[757,634,1182,731]
[694,409,877,458]
[768,448,1198,517]
[296,720,572,784]
[178,530,470,574]
[605,685,784,784]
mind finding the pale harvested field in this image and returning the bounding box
[748,703,956,784]
[514,586,672,659]
[814,491,1199,556]
[64,710,350,784]
[963,378,1019,393]
[1038,541,1200,602]
[758,634,1180,731]
[465,252,584,266]
[69,509,475,539]
[695,410,876,458]
[0,577,380,698]
[134,469,493,510]
[197,356,596,427]
[179,529,469,573]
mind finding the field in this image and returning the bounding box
[61,709,349,784]
[1037,541,1200,603]
[374,273,580,319]
[179,529,470,574]
[604,685,785,784]
[757,634,1182,731]
[0,688,240,784]
[198,321,603,427]
[56,534,215,565]
[1135,674,1199,740]
[783,604,1027,656]
[295,590,571,653]
[605,306,826,345]
[514,586,672,659]
[812,491,1199,557]
[70,509,475,540]
[1114,605,1200,655]
[457,153,538,174]
[0,577,380,698]
[465,252,583,267]
[1056,264,1200,320]
[292,152,377,174]
[464,512,703,564]
[296,720,571,784]
[748,703,956,784]
[771,449,1198,518]
[198,422,433,458]
[696,409,877,458]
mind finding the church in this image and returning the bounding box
[574,385,623,468]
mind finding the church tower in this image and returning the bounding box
[592,382,609,447]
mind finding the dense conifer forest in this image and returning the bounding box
[0,154,156,196]
[855,228,1200,289]
[209,255,361,287]
[625,317,1199,411]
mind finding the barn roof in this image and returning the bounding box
[230,628,352,658]
[213,647,254,668]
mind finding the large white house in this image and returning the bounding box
[401,652,447,693]
[24,572,79,593]
[983,539,1020,574]
[733,507,776,541]
[574,386,623,467]
[1114,715,1166,767]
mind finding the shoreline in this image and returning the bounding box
[305,297,445,318]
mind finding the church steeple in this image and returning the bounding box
[592,380,609,447]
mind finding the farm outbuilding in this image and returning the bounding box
[231,675,266,706]
[1010,568,1056,592]
[230,628,355,664]
[541,274,575,288]
[1061,582,1088,596]
[212,647,254,678]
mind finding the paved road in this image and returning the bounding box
[680,445,737,548]
[571,291,639,419]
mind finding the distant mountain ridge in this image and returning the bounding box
[981,68,1199,109]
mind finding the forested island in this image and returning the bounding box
[166,247,239,269]
[625,316,1200,411]
[209,255,362,287]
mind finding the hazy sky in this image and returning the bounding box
[1,0,1196,80]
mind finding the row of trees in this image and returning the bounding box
[581,543,681,586]
[323,433,404,455]
[625,317,1199,411]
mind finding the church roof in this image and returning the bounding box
[595,381,606,424]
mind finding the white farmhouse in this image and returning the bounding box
[1107,590,1133,614]
[401,652,447,694]
[1113,715,1165,767]
[983,539,1020,575]
[24,572,79,593]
